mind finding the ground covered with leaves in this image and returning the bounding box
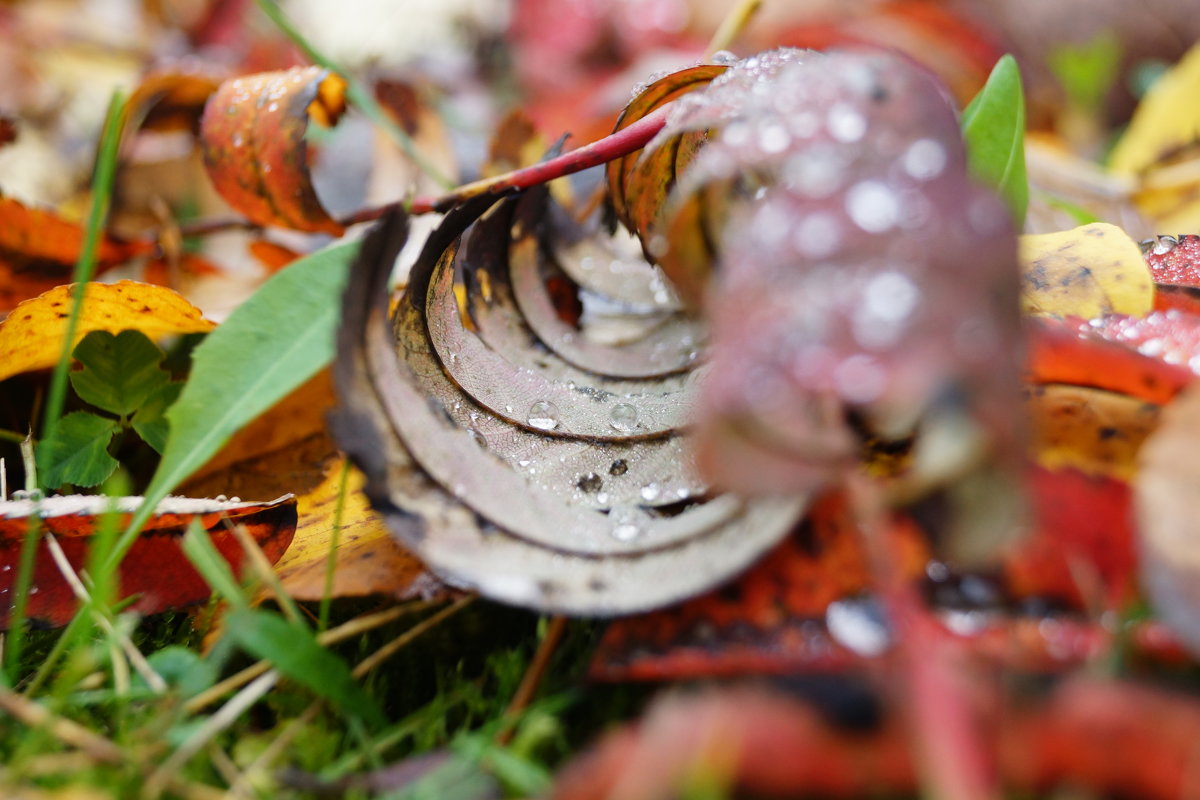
[4,0,1200,798]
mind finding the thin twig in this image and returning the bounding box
[846,472,999,800]
[174,102,671,240]
[144,670,281,799]
[495,616,568,746]
[0,686,125,764]
[182,601,428,714]
[352,595,473,679]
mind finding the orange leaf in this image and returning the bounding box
[0,195,153,311]
[0,495,296,628]
[200,66,347,235]
[125,66,223,134]
[0,281,215,382]
[247,239,301,274]
[273,458,438,601]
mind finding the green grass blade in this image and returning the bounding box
[38,91,127,481]
[225,608,385,727]
[961,54,1028,228]
[181,519,250,611]
[106,239,358,574]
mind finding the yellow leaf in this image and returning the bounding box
[1027,384,1160,481]
[1109,43,1200,176]
[1019,223,1153,318]
[273,458,436,601]
[0,281,214,381]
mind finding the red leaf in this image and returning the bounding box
[0,495,296,628]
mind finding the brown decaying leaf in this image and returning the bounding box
[0,280,214,382]
[551,677,1200,800]
[0,195,154,311]
[124,66,224,134]
[199,66,347,235]
[0,495,295,629]
[332,199,804,616]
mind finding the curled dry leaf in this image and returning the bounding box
[609,50,1023,565]
[1019,223,1153,318]
[332,195,804,616]
[1137,382,1200,656]
[0,280,214,382]
[0,494,296,628]
[200,66,347,235]
[124,66,224,134]
[0,195,154,311]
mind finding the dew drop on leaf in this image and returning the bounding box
[609,403,639,432]
[527,399,560,430]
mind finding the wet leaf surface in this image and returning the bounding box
[1019,223,1154,318]
[333,201,804,616]
[0,494,295,628]
[199,66,347,234]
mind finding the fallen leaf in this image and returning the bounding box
[0,195,153,311]
[333,201,803,616]
[273,458,438,602]
[1108,41,1200,176]
[199,66,348,234]
[1025,313,1197,405]
[552,678,1200,800]
[1026,384,1159,481]
[1136,381,1200,656]
[247,238,301,274]
[0,281,214,382]
[124,66,223,134]
[0,494,296,628]
[1019,223,1153,318]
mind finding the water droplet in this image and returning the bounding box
[833,354,887,404]
[1152,235,1180,256]
[527,400,560,430]
[577,473,603,493]
[827,103,866,142]
[611,521,642,542]
[863,272,919,324]
[825,596,890,656]
[232,132,245,148]
[710,49,738,65]
[609,459,629,476]
[609,403,638,432]
[596,492,609,504]
[902,138,946,181]
[640,483,661,502]
[845,180,899,233]
[267,102,279,112]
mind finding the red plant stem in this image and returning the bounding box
[846,472,1000,800]
[177,104,671,240]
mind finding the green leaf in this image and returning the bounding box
[961,53,1028,228]
[70,330,170,417]
[225,608,384,727]
[131,381,183,453]
[180,519,249,611]
[36,411,120,488]
[136,239,357,519]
